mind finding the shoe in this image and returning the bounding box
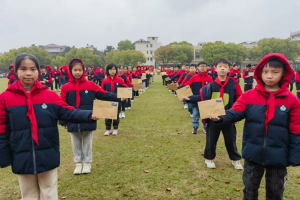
[205,159,216,169]
[192,127,198,134]
[122,112,125,118]
[190,114,193,118]
[104,130,112,136]
[143,89,145,92]
[82,163,91,174]
[169,90,171,92]
[203,127,207,134]
[119,113,122,118]
[73,163,83,175]
[165,86,168,88]
[131,100,134,102]
[113,130,118,135]
[125,107,128,111]
[232,160,243,170]
[184,104,188,109]
[136,96,139,98]
[175,94,177,97]
[128,107,131,110]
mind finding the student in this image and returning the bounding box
[161,66,167,86]
[7,64,14,79]
[229,64,241,83]
[53,66,61,92]
[295,70,300,99]
[177,64,188,86]
[94,67,102,86]
[0,54,100,200]
[140,66,146,92]
[180,61,213,134]
[8,70,17,86]
[122,66,134,110]
[102,64,128,135]
[59,65,70,86]
[184,58,242,169]
[46,65,55,90]
[211,66,217,80]
[210,53,300,200]
[242,64,254,92]
[131,66,141,98]
[60,58,121,175]
[40,65,53,89]
[86,67,94,81]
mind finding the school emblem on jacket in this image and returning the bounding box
[41,103,47,109]
[85,90,88,94]
[280,105,286,112]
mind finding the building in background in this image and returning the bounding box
[38,43,67,55]
[0,53,3,57]
[134,37,159,66]
[291,31,300,42]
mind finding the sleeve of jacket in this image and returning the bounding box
[55,93,94,123]
[125,78,133,87]
[242,71,248,79]
[219,92,247,124]
[0,94,12,168]
[93,82,121,102]
[101,79,106,89]
[288,95,300,166]
[188,84,211,103]
[229,70,235,78]
[59,85,68,125]
[237,72,241,79]
[180,76,188,86]
[177,75,184,85]
[295,72,300,82]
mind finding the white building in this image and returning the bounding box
[0,52,3,57]
[134,37,159,66]
[38,43,66,55]
[290,30,300,42]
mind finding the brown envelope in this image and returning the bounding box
[249,72,254,77]
[165,77,171,81]
[150,72,154,75]
[167,83,178,90]
[146,71,150,74]
[142,73,146,80]
[132,79,139,84]
[133,83,143,90]
[117,87,133,98]
[198,98,226,120]
[93,100,118,120]
[138,79,142,83]
[176,86,193,101]
[161,72,167,76]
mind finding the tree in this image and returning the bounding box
[0,46,52,69]
[172,45,194,64]
[104,45,115,55]
[51,56,67,66]
[117,40,134,51]
[226,43,248,64]
[104,50,146,66]
[249,38,300,62]
[169,41,193,46]
[64,48,103,67]
[153,45,174,64]
[59,46,72,56]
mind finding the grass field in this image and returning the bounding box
[0,77,299,200]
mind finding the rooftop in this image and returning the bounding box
[239,41,258,45]
[134,39,150,44]
[290,30,300,36]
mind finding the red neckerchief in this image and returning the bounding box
[17,81,40,145]
[215,76,229,100]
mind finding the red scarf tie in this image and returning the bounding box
[108,76,115,92]
[75,80,80,108]
[264,92,275,134]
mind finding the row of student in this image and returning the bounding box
[161,54,300,199]
[0,54,154,199]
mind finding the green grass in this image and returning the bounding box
[0,77,299,200]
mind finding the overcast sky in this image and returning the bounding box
[0,0,299,53]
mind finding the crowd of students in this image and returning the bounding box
[2,54,155,199]
[161,54,300,199]
[1,52,300,199]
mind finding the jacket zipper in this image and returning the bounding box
[78,124,81,132]
[262,98,269,166]
[30,123,37,174]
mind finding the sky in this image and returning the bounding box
[0,0,299,53]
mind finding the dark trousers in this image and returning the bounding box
[289,83,293,92]
[126,98,131,108]
[162,76,167,85]
[47,83,53,90]
[243,160,287,200]
[244,84,253,92]
[121,101,126,112]
[297,92,300,99]
[133,90,139,97]
[204,121,241,160]
[105,107,120,130]
[54,79,60,90]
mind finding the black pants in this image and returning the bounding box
[47,83,53,90]
[54,79,60,90]
[204,121,241,160]
[243,160,287,200]
[162,76,167,85]
[134,90,139,97]
[105,107,120,130]
[126,98,131,108]
[244,84,253,92]
[121,101,126,112]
